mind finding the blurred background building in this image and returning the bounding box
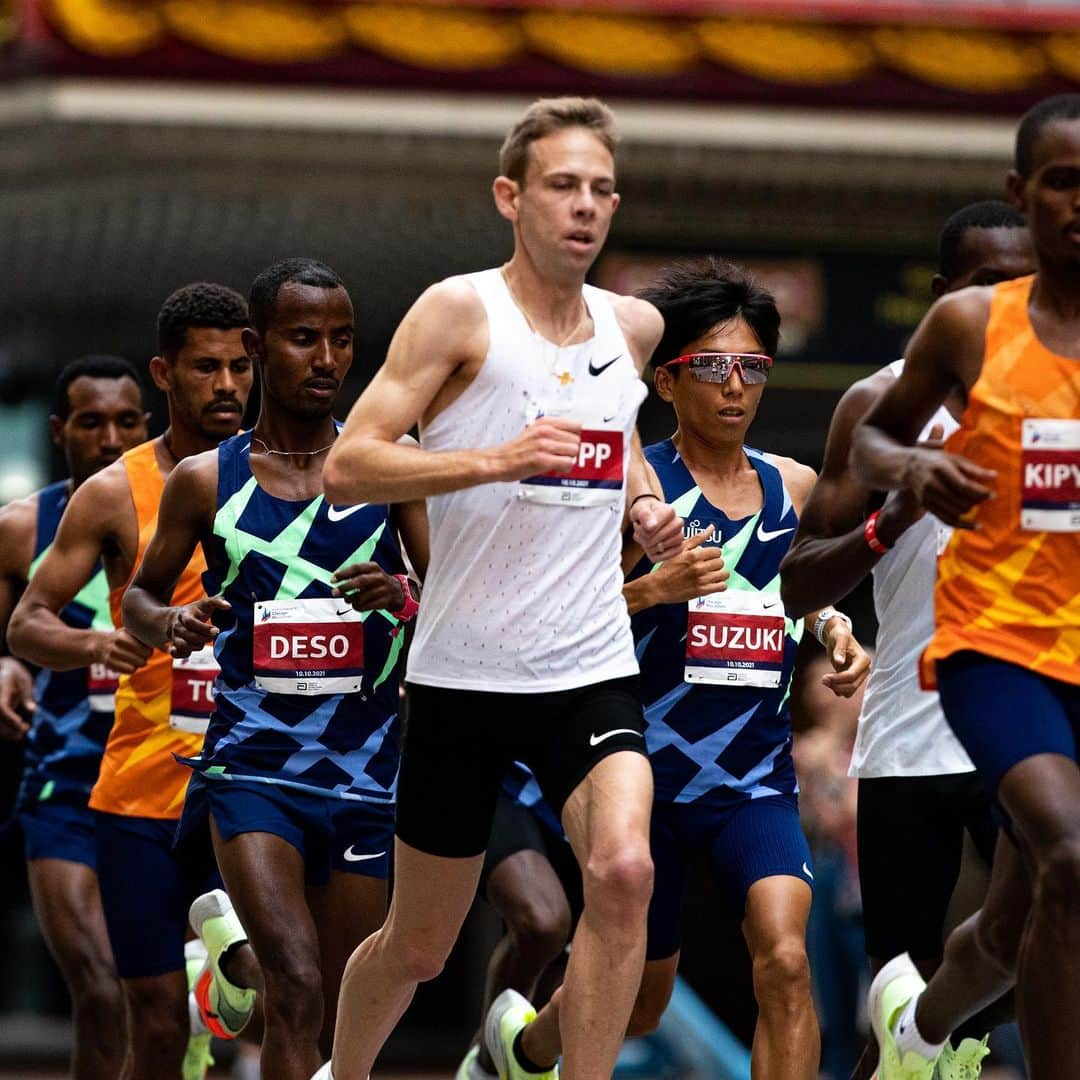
[3,0,1076,1073]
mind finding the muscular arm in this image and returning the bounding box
[851,290,995,525]
[780,374,893,618]
[122,453,218,652]
[8,466,143,672]
[324,280,580,505]
[0,498,38,736]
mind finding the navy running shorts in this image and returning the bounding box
[937,651,1080,797]
[94,809,220,979]
[182,774,395,885]
[20,795,97,870]
[646,793,812,961]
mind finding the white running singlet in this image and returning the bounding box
[849,360,975,778]
[407,268,647,693]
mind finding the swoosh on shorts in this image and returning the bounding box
[589,728,642,747]
[343,847,386,862]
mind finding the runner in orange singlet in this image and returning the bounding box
[9,283,255,1078]
[850,94,1080,1080]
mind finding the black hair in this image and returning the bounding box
[248,258,344,334]
[52,354,144,419]
[938,200,1027,281]
[1015,93,1080,177]
[156,282,248,357]
[636,257,781,367]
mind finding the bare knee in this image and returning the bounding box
[505,897,571,968]
[393,932,456,984]
[584,843,653,919]
[123,979,188,1058]
[753,937,812,1013]
[260,942,324,1033]
[1035,836,1080,923]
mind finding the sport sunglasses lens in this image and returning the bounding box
[679,353,772,385]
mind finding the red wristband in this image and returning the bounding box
[864,510,890,555]
[390,574,419,622]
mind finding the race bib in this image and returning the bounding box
[519,427,625,507]
[253,598,364,696]
[88,662,119,713]
[1021,418,1080,532]
[685,591,786,688]
[170,645,220,734]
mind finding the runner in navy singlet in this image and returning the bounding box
[123,259,428,1079]
[620,259,870,1080]
[0,355,148,1078]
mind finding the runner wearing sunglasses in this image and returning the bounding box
[508,257,870,1080]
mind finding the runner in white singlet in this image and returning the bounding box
[317,97,683,1080]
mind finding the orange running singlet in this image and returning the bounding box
[921,275,1080,689]
[89,440,212,819]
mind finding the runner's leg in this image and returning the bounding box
[912,833,1028,1043]
[743,876,818,1080]
[211,823,326,1080]
[27,858,125,1078]
[330,839,483,1079]
[522,751,654,1079]
[307,871,389,1060]
[996,752,1080,1078]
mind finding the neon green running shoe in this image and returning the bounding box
[868,953,940,1080]
[935,1036,990,1079]
[483,989,559,1080]
[184,939,215,1080]
[456,1043,498,1080]
[189,889,256,1039]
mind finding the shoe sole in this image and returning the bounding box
[483,988,532,1079]
[189,888,232,937]
[868,952,918,1049]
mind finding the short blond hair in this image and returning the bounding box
[499,97,618,185]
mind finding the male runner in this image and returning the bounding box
[850,94,1080,1080]
[496,258,870,1080]
[8,283,254,1079]
[780,201,1033,1079]
[0,355,148,1078]
[320,96,682,1080]
[122,258,428,1080]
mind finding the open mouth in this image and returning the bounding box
[718,407,745,419]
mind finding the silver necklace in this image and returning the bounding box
[251,435,334,457]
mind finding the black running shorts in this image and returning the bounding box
[396,676,646,858]
[857,771,998,962]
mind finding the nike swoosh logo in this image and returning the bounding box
[762,599,780,610]
[602,414,617,423]
[343,847,386,862]
[589,728,641,747]
[756,523,794,543]
[588,354,622,377]
[327,503,368,523]
[335,606,353,617]
[802,861,814,881]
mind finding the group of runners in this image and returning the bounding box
[0,89,1076,1080]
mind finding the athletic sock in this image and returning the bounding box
[512,1028,555,1074]
[894,995,946,1060]
[188,990,209,1036]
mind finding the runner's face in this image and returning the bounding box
[513,128,619,277]
[257,284,353,420]
[947,226,1036,290]
[164,328,252,441]
[51,375,148,487]
[1012,118,1080,267]
[655,317,766,445]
